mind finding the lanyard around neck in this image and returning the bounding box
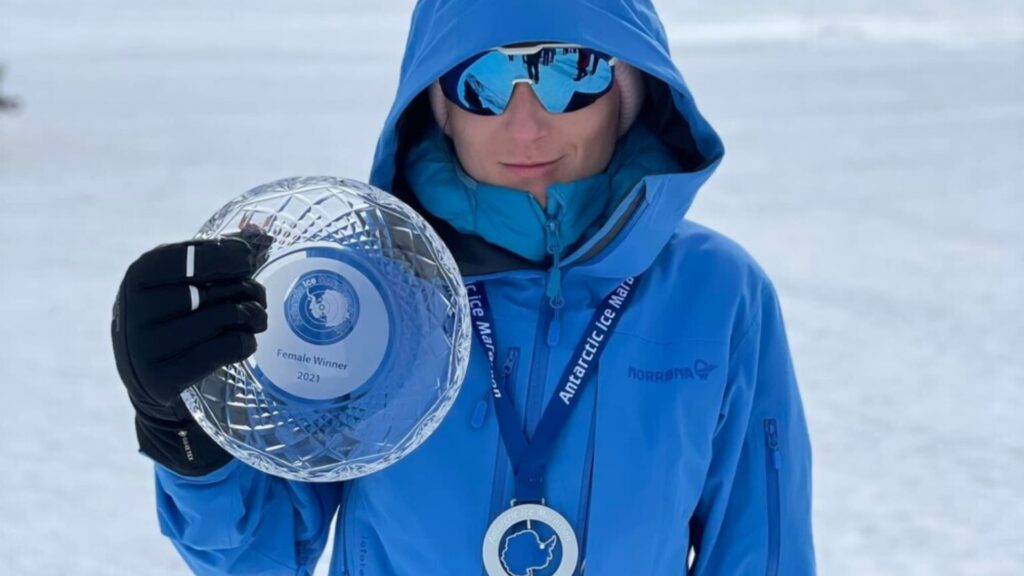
[466,276,640,504]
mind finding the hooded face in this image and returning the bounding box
[369,0,724,277]
[440,77,622,209]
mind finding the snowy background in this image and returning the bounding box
[1,0,1021,574]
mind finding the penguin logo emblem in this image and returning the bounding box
[284,270,360,345]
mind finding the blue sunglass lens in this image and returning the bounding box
[440,47,615,116]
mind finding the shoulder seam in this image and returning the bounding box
[727,282,770,362]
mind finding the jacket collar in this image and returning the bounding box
[402,120,683,266]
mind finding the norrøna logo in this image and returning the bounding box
[628,359,718,382]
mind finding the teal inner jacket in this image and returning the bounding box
[151,1,817,575]
[403,119,684,306]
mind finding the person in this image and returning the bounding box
[110,0,817,574]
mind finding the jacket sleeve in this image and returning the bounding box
[688,281,817,575]
[153,459,343,575]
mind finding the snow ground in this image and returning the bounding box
[0,1,1021,574]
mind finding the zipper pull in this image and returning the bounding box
[543,214,566,346]
[502,347,520,375]
[544,218,566,309]
[547,306,562,347]
[473,349,520,429]
[765,419,782,469]
[470,395,489,429]
[545,215,561,253]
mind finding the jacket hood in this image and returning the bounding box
[368,0,725,280]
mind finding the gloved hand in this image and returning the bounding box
[111,227,271,476]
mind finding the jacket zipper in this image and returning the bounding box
[338,481,353,576]
[575,392,599,575]
[525,303,554,434]
[764,418,782,576]
[484,347,520,545]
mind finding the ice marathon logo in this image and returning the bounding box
[285,270,360,345]
[628,358,718,382]
[501,526,560,576]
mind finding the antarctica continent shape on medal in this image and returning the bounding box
[500,527,559,576]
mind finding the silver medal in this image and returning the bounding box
[482,503,580,576]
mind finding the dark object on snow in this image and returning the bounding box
[0,65,21,112]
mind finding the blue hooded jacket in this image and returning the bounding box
[152,1,817,574]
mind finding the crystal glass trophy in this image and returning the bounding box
[181,176,471,482]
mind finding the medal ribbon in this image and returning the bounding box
[466,276,640,504]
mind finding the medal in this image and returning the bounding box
[483,502,579,576]
[469,277,641,575]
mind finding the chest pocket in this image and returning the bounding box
[583,333,729,569]
[596,333,728,456]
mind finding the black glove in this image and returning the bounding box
[111,228,270,476]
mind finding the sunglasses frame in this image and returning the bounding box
[493,42,619,67]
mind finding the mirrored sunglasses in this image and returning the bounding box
[439,43,617,116]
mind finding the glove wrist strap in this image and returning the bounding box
[134,411,233,477]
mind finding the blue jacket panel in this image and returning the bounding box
[151,0,816,574]
[154,459,341,575]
